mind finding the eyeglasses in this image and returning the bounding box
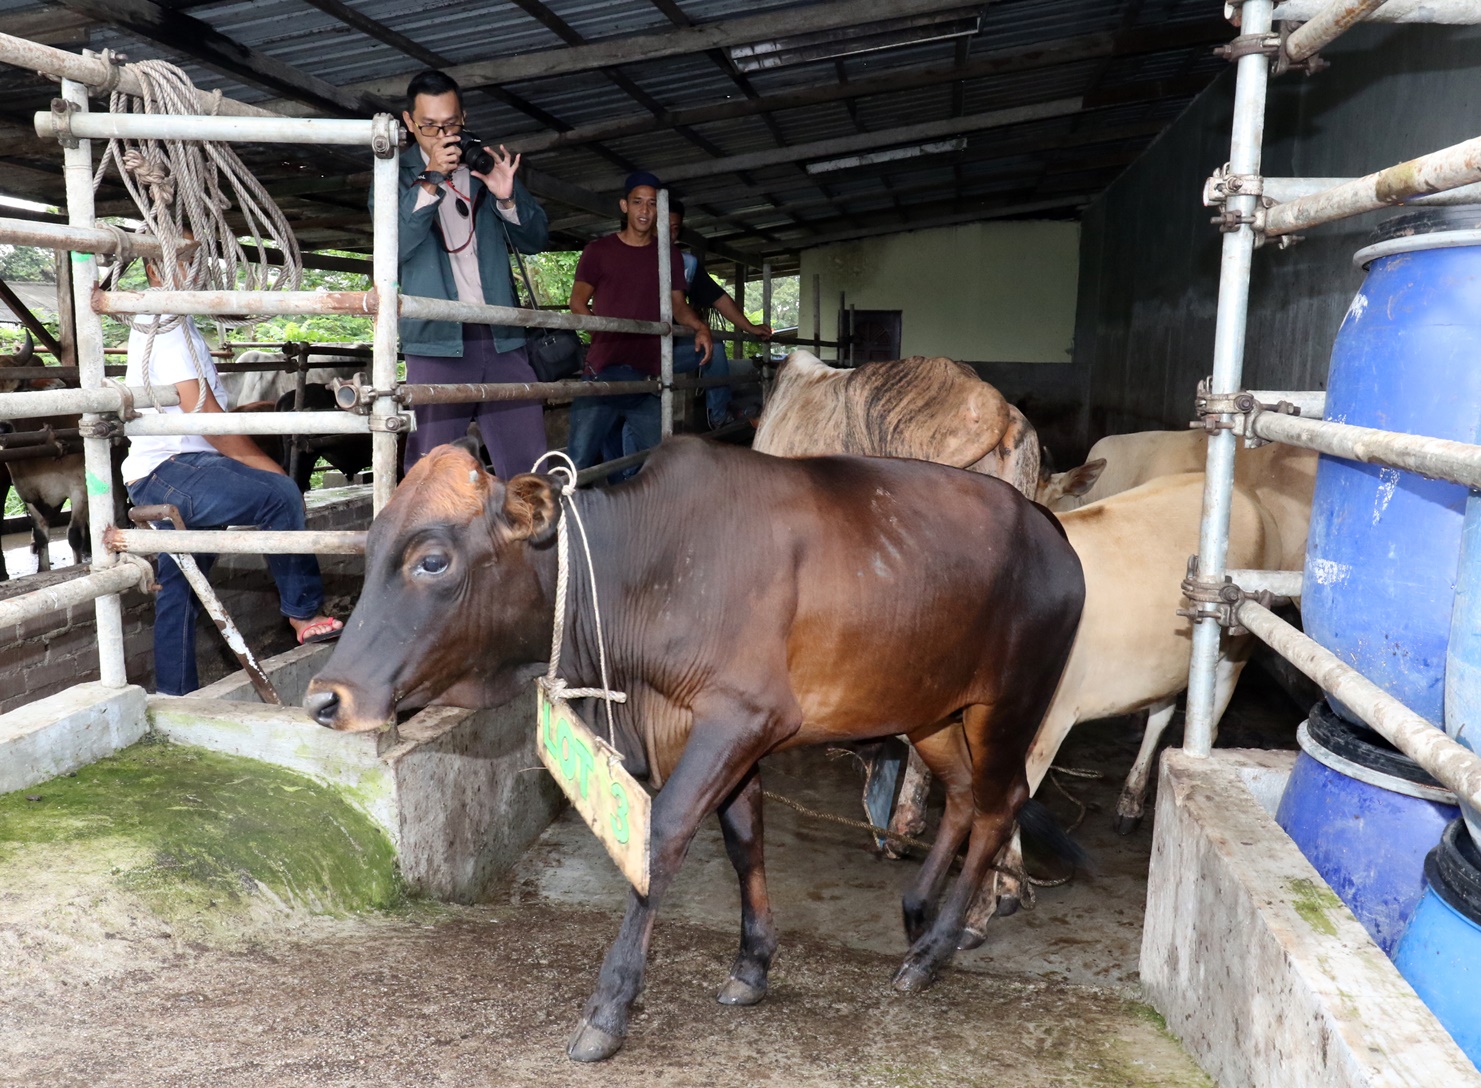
[413,120,463,137]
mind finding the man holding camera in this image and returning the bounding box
[391,69,549,476]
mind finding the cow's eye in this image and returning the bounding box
[414,553,449,576]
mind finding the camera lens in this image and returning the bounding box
[458,132,495,175]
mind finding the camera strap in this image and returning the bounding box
[500,216,542,310]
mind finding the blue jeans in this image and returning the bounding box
[673,335,731,427]
[567,365,662,483]
[127,452,325,696]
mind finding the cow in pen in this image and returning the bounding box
[305,436,1086,1062]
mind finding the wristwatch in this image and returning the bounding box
[415,170,446,186]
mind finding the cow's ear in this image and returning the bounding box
[498,473,561,544]
[1062,458,1107,498]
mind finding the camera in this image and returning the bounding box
[455,131,495,175]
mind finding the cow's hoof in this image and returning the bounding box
[995,894,1021,918]
[1113,811,1143,836]
[956,927,987,951]
[717,976,767,1006]
[566,1019,624,1063]
[892,962,936,994]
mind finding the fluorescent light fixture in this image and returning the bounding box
[806,138,967,174]
[728,7,982,73]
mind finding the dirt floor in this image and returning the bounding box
[0,673,1304,1087]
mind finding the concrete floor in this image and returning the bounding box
[0,521,78,577]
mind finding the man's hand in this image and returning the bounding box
[474,144,521,202]
[425,135,460,182]
[694,325,714,366]
[745,322,774,341]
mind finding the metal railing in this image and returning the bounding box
[0,38,770,679]
[1186,0,1481,815]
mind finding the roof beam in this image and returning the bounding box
[55,0,391,116]
[586,97,1089,190]
[331,0,996,104]
[506,19,1229,155]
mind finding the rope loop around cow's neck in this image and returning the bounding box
[531,451,626,747]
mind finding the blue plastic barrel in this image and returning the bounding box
[1277,701,1459,955]
[1302,206,1481,726]
[1393,819,1481,1067]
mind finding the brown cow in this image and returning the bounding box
[754,349,1041,498]
[306,436,1085,1062]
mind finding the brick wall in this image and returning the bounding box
[0,487,370,713]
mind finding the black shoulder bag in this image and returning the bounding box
[500,219,584,383]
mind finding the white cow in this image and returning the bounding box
[1039,428,1317,572]
[222,346,367,409]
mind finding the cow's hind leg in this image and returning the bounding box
[714,765,777,1006]
[895,704,1028,994]
[899,718,975,946]
[1114,697,1178,834]
[23,502,51,573]
[568,714,791,1063]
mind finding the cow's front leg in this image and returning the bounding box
[567,718,786,1063]
[958,827,1024,950]
[715,765,777,1006]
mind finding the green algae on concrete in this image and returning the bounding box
[0,736,401,928]
[1288,876,1343,937]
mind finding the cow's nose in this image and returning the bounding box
[304,688,341,728]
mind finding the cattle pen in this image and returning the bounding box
[2,2,1481,1086]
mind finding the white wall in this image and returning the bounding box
[797,219,1080,363]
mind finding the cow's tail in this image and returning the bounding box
[1018,798,1095,877]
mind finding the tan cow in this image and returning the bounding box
[754,349,1040,498]
[951,472,1281,944]
[1039,428,1316,572]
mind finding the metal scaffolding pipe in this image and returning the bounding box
[0,441,82,464]
[60,77,127,687]
[1249,409,1481,488]
[397,293,671,337]
[0,384,180,421]
[108,529,366,555]
[1247,389,1327,417]
[1275,0,1481,21]
[34,109,379,148]
[1284,0,1394,61]
[97,289,373,317]
[1237,597,1481,813]
[0,561,151,630]
[0,217,175,259]
[124,412,372,436]
[0,33,273,118]
[1263,177,1481,205]
[1186,0,1276,757]
[1227,568,1305,598]
[658,188,675,438]
[396,379,657,407]
[1263,134,1481,237]
[369,146,399,514]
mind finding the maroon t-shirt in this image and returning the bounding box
[574,233,686,375]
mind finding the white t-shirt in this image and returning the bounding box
[412,148,521,307]
[118,315,231,484]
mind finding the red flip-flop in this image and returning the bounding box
[296,617,344,645]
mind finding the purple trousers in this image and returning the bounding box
[403,326,548,479]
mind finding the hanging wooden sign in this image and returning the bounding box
[537,689,651,896]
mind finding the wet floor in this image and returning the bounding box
[0,676,1302,1087]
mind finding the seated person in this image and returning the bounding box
[668,198,772,429]
[120,250,341,696]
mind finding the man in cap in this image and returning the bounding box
[567,172,713,475]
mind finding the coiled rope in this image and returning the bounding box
[87,52,304,408]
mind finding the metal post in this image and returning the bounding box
[762,261,773,339]
[812,273,822,355]
[59,78,127,688]
[54,247,76,371]
[1185,0,1275,756]
[369,124,400,514]
[287,341,310,483]
[1283,0,1392,62]
[658,187,674,438]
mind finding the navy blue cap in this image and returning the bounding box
[623,171,662,196]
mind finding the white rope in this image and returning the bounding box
[531,451,626,746]
[87,54,303,409]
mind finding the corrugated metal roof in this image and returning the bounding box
[0,0,1237,268]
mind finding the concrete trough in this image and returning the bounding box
[1142,748,1481,1088]
[0,681,148,794]
[149,643,564,903]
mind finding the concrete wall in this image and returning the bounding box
[0,488,369,712]
[797,219,1081,364]
[1074,21,1481,442]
